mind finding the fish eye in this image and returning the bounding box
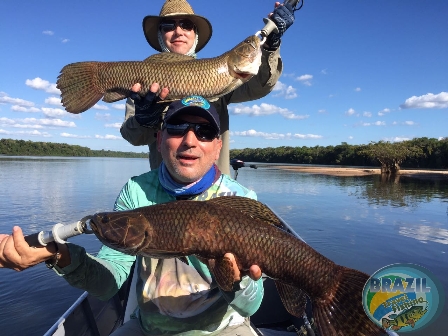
[102,215,109,224]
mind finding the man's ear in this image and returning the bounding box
[214,138,223,161]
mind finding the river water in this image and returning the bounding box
[0,157,447,335]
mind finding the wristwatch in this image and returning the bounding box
[45,242,61,269]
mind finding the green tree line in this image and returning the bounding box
[230,137,448,172]
[0,138,148,158]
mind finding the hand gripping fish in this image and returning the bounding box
[89,196,386,336]
[56,36,261,114]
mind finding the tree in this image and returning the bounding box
[359,141,423,174]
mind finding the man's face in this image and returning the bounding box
[157,114,222,184]
[160,17,196,55]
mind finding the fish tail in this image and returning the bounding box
[313,266,386,336]
[56,61,104,113]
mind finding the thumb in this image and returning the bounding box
[12,226,31,255]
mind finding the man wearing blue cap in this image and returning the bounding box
[0,95,263,336]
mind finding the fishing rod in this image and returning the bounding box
[24,215,93,247]
[257,0,304,44]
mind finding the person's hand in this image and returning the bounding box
[0,226,57,271]
[265,1,295,49]
[225,253,262,282]
[130,83,170,128]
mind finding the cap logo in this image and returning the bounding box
[181,95,210,110]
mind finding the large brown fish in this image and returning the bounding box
[89,196,386,336]
[56,36,261,114]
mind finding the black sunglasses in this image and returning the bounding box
[159,19,195,33]
[163,122,219,141]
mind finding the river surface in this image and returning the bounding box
[0,156,447,335]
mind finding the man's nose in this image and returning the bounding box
[182,128,197,144]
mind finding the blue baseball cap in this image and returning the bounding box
[163,95,220,133]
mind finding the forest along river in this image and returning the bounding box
[0,156,447,335]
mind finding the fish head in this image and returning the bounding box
[227,35,262,82]
[89,211,154,255]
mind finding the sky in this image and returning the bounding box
[1,0,447,153]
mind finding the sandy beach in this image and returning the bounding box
[269,165,448,179]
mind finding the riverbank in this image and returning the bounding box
[271,165,448,179]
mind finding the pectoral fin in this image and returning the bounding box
[209,256,236,292]
[275,281,307,318]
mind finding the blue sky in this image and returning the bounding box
[1,0,447,153]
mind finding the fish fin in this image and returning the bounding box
[312,266,386,336]
[274,281,307,318]
[56,61,104,113]
[103,91,128,103]
[207,196,284,228]
[209,256,236,292]
[143,52,195,63]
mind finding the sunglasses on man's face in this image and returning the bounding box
[163,122,219,141]
[159,19,195,33]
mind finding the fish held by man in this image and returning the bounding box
[56,35,261,114]
[89,196,387,336]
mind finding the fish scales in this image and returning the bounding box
[90,197,386,336]
[56,35,262,114]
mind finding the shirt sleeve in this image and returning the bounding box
[120,98,158,146]
[52,180,138,301]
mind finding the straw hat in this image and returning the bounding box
[143,0,213,53]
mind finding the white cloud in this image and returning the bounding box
[43,30,54,36]
[318,109,326,114]
[363,111,372,117]
[11,106,41,113]
[348,136,354,139]
[378,108,391,116]
[93,104,109,110]
[0,128,51,137]
[321,69,327,75]
[61,133,91,139]
[295,74,313,86]
[41,107,68,118]
[25,77,60,95]
[231,129,322,140]
[105,123,122,129]
[361,121,386,126]
[45,97,62,106]
[400,92,448,109]
[21,118,76,128]
[0,93,35,107]
[345,108,356,116]
[355,88,361,92]
[230,103,308,120]
[95,134,122,140]
[392,121,417,126]
[384,137,410,142]
[112,104,126,110]
[272,81,297,99]
[61,39,69,43]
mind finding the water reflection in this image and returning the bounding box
[399,225,448,245]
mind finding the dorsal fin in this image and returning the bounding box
[207,196,283,227]
[143,52,195,63]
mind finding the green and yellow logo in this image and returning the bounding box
[362,263,444,333]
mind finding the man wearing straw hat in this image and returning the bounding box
[120,0,295,175]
